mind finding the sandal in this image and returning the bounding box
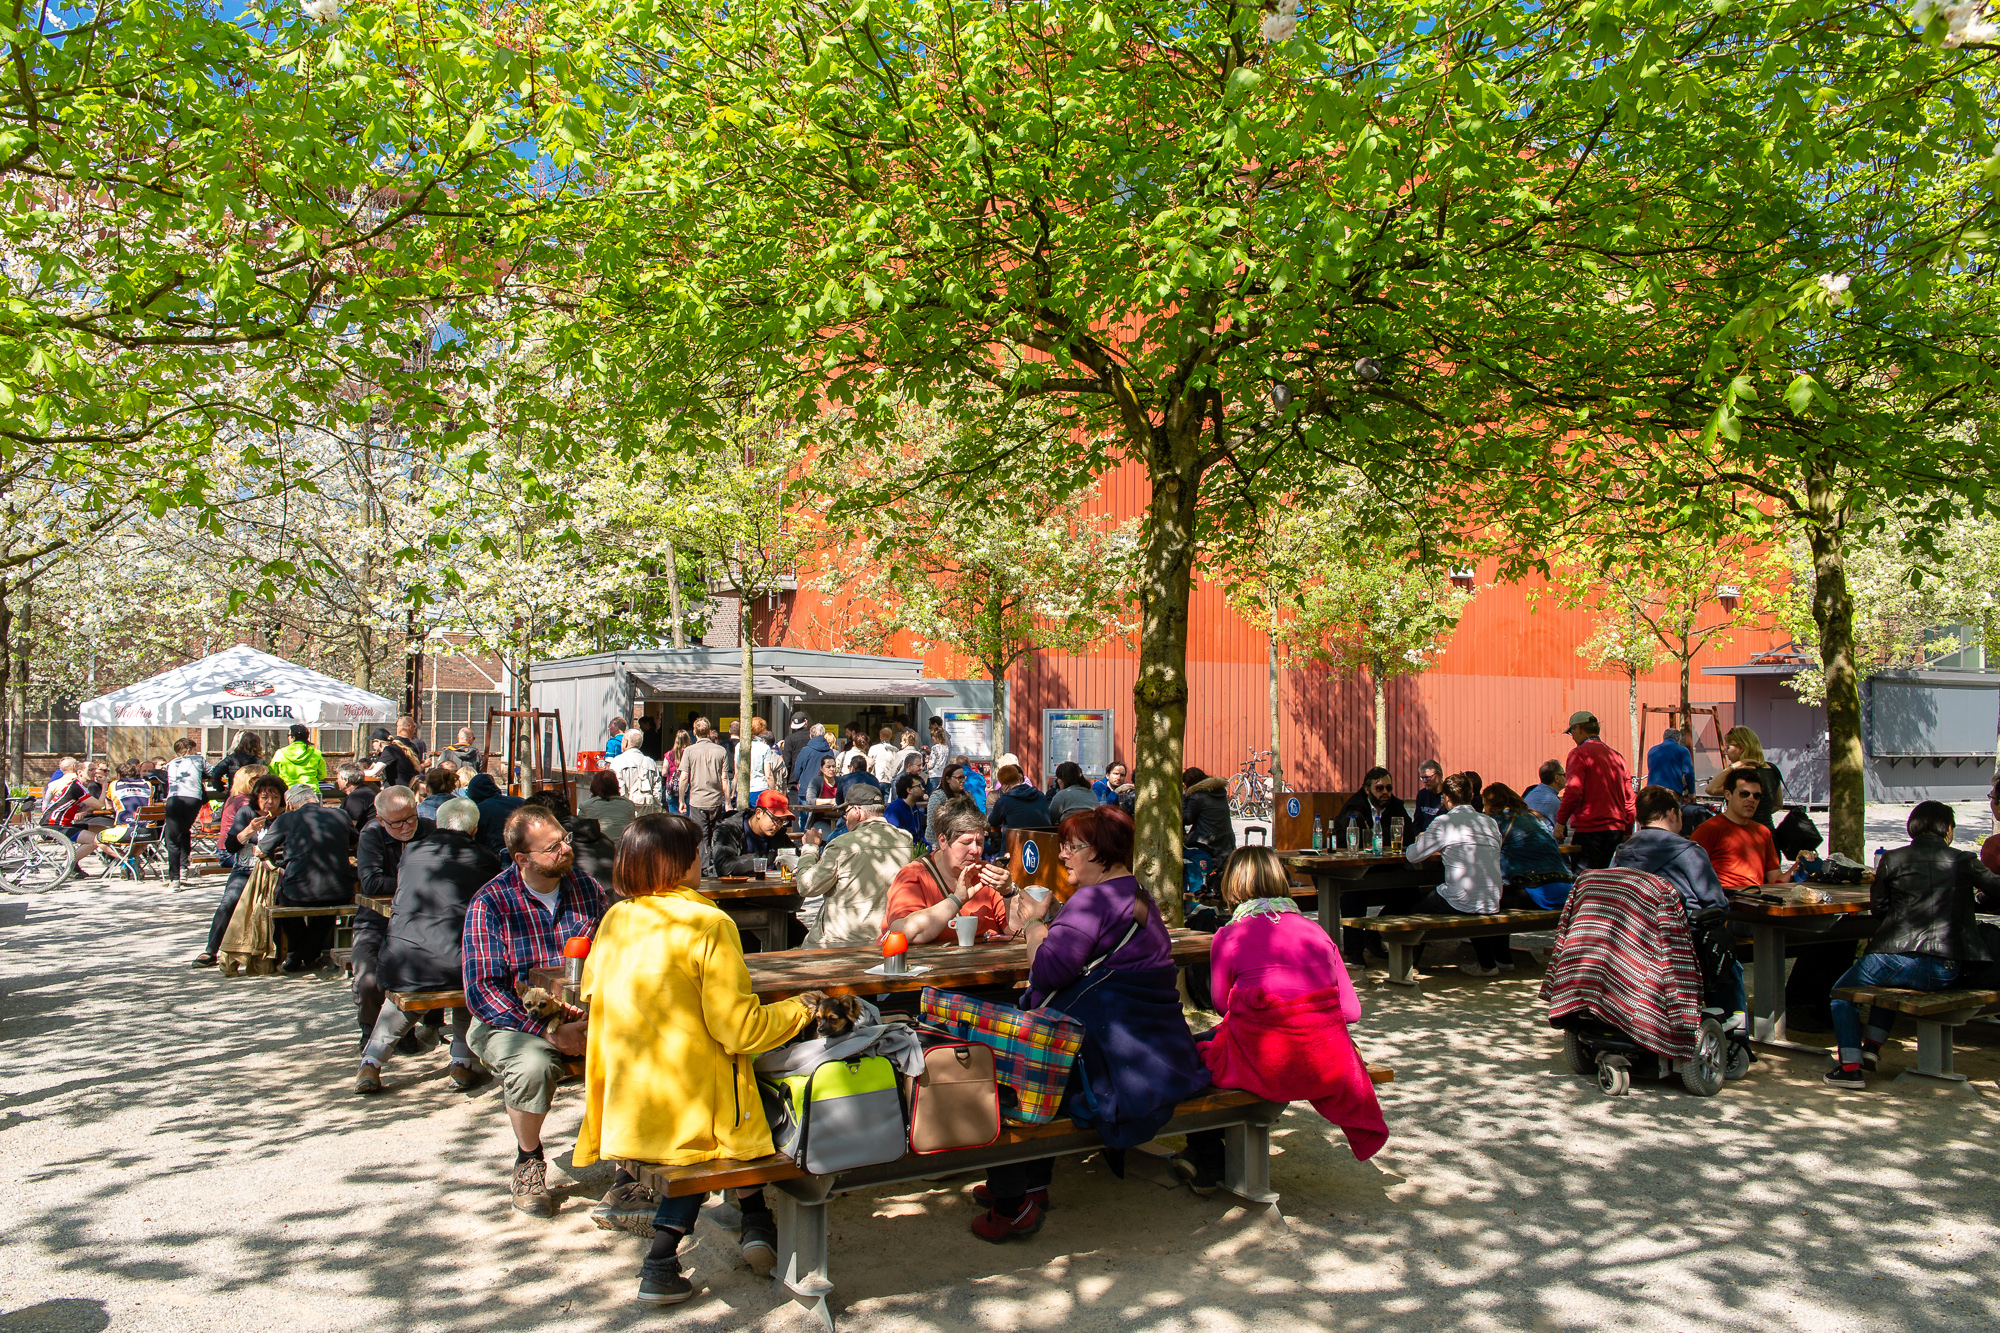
[191,953,217,968]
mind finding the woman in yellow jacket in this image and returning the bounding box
[575,812,817,1306]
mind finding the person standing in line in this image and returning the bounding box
[640,714,665,763]
[609,728,662,809]
[926,717,950,790]
[161,737,210,889]
[677,719,731,872]
[1645,727,1695,798]
[661,729,690,815]
[603,718,628,761]
[1554,711,1634,870]
[869,726,902,786]
[782,713,814,791]
[747,717,777,798]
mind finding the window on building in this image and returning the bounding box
[15,692,87,756]
[428,691,504,756]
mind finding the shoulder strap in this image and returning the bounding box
[1081,916,1141,975]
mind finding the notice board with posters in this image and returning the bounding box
[1041,709,1115,785]
[938,710,994,763]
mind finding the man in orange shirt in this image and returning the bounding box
[1690,770,1781,889]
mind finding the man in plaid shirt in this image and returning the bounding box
[463,804,606,1218]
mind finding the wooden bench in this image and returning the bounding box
[387,988,464,1013]
[269,903,357,954]
[1342,910,1563,988]
[623,1071,1392,1331]
[1832,985,2000,1086]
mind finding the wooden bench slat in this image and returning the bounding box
[1341,910,1561,934]
[268,905,356,917]
[623,1074,1394,1199]
[388,989,465,1012]
[1832,986,2000,1017]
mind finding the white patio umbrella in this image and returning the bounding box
[77,644,399,729]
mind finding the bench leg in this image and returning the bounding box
[1385,938,1420,988]
[773,1184,835,1332]
[1894,1014,1981,1090]
[1221,1119,1281,1205]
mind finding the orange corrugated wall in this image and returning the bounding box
[785,457,1783,792]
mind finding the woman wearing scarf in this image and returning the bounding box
[1173,847,1388,1194]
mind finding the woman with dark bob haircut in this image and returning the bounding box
[969,804,1210,1242]
[572,813,820,1305]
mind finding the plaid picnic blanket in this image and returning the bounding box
[920,986,1083,1125]
[1539,867,1703,1060]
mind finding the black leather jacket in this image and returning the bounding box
[1867,834,2000,961]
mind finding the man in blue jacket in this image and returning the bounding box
[1645,728,1695,798]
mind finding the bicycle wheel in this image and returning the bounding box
[1226,774,1252,818]
[0,826,76,893]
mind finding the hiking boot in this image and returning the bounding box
[511,1157,556,1217]
[635,1261,695,1306]
[971,1183,1051,1212]
[449,1062,487,1091]
[1823,1064,1866,1090]
[1170,1153,1222,1198]
[971,1199,1044,1243]
[592,1181,658,1235]
[354,1064,384,1096]
[739,1209,777,1276]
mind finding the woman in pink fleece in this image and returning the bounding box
[1173,848,1388,1195]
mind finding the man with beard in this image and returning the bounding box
[462,805,607,1218]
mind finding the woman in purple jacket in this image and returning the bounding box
[968,804,1210,1242]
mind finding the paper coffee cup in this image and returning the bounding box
[952,915,978,947]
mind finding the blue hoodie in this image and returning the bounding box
[465,773,525,856]
[793,735,832,798]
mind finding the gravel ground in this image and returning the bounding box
[4,822,1998,1333]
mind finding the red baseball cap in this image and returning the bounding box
[755,790,792,818]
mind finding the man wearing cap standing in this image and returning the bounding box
[710,790,801,880]
[1555,711,1636,870]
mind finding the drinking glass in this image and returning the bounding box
[1389,818,1405,854]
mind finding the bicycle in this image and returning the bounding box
[0,793,78,894]
[1226,748,1282,821]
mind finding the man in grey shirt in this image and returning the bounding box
[677,719,732,872]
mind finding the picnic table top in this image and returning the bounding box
[1727,881,1873,919]
[743,927,1214,1000]
[356,894,394,916]
[699,877,802,901]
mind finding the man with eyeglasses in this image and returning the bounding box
[352,786,436,1044]
[1336,767,1412,848]
[462,805,606,1219]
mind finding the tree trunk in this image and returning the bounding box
[1132,442,1202,926]
[738,593,756,808]
[1267,593,1282,798]
[1372,671,1387,770]
[665,539,687,650]
[989,666,1008,766]
[1809,511,1863,859]
[0,583,12,786]
[1680,655,1692,740]
[1628,669,1640,790]
[10,589,29,788]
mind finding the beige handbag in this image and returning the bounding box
[219,859,279,977]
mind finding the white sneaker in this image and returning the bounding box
[1460,963,1501,978]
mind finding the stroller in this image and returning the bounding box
[1541,868,1753,1097]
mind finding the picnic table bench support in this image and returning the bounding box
[1830,985,2000,1092]
[1906,1011,1979,1085]
[771,1182,837,1331]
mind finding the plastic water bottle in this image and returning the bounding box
[1873,847,1886,876]
[1372,814,1383,855]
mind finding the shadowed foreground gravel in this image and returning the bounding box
[3,878,1996,1333]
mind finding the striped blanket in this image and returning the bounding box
[1539,868,1703,1060]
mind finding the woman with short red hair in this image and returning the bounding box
[971,804,1209,1242]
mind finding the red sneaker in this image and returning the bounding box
[970,1199,1045,1242]
[971,1184,1051,1212]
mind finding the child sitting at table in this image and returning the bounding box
[572,813,820,1306]
[1173,847,1387,1195]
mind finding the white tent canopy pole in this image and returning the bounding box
[77,644,400,729]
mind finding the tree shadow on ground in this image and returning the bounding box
[2,891,1997,1332]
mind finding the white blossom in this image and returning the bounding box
[1913,0,1999,45]
[1817,272,1851,295]
[1261,0,1299,43]
[302,0,343,23]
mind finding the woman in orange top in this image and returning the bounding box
[881,798,1020,944]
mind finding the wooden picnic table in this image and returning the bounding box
[1727,880,1874,1054]
[535,927,1216,1005]
[355,893,394,917]
[699,876,803,952]
[1280,851,1445,956]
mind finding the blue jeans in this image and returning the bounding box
[650,1191,703,1236]
[1830,953,1961,1063]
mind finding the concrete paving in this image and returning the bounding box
[4,862,1998,1333]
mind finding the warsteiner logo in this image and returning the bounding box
[221,678,277,699]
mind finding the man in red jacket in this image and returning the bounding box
[1555,711,1636,870]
